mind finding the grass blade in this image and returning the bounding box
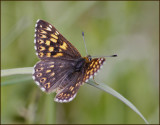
[1,67,33,77]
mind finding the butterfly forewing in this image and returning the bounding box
[34,20,81,60]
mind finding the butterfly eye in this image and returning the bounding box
[87,55,92,61]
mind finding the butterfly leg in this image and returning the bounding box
[93,79,99,85]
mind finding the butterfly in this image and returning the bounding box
[32,19,105,103]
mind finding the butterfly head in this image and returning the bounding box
[83,55,92,63]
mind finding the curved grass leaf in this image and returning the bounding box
[1,67,33,77]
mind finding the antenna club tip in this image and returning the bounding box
[82,32,84,36]
[112,54,117,57]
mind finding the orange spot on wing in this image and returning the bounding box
[45,40,51,46]
[48,47,54,52]
[41,30,47,34]
[50,72,55,77]
[36,67,43,72]
[96,65,100,69]
[38,39,44,44]
[50,65,54,68]
[45,27,51,31]
[51,34,58,39]
[46,53,51,57]
[40,34,47,38]
[45,82,50,88]
[50,38,57,43]
[40,77,46,83]
[37,73,42,77]
[46,70,51,73]
[53,53,63,57]
[39,46,45,51]
[39,52,44,57]
[76,83,79,87]
[60,42,67,50]
[69,86,74,91]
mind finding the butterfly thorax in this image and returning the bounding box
[74,58,86,72]
[75,55,92,72]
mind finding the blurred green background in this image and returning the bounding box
[1,1,159,124]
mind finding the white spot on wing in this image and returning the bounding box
[33,64,36,68]
[49,62,55,64]
[68,97,72,102]
[35,24,37,28]
[56,31,59,35]
[63,100,67,103]
[35,81,40,86]
[85,79,88,82]
[37,19,40,23]
[34,46,37,50]
[54,98,58,102]
[54,94,77,103]
[41,87,45,92]
[68,94,77,102]
[46,27,51,31]
[89,75,93,79]
[49,25,52,28]
[34,39,36,43]
[32,76,35,80]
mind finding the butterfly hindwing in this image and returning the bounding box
[34,20,81,60]
[54,72,84,103]
[32,59,78,93]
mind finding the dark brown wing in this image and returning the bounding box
[34,19,81,60]
[32,59,77,93]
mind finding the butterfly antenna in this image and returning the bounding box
[82,32,88,55]
[92,55,117,58]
